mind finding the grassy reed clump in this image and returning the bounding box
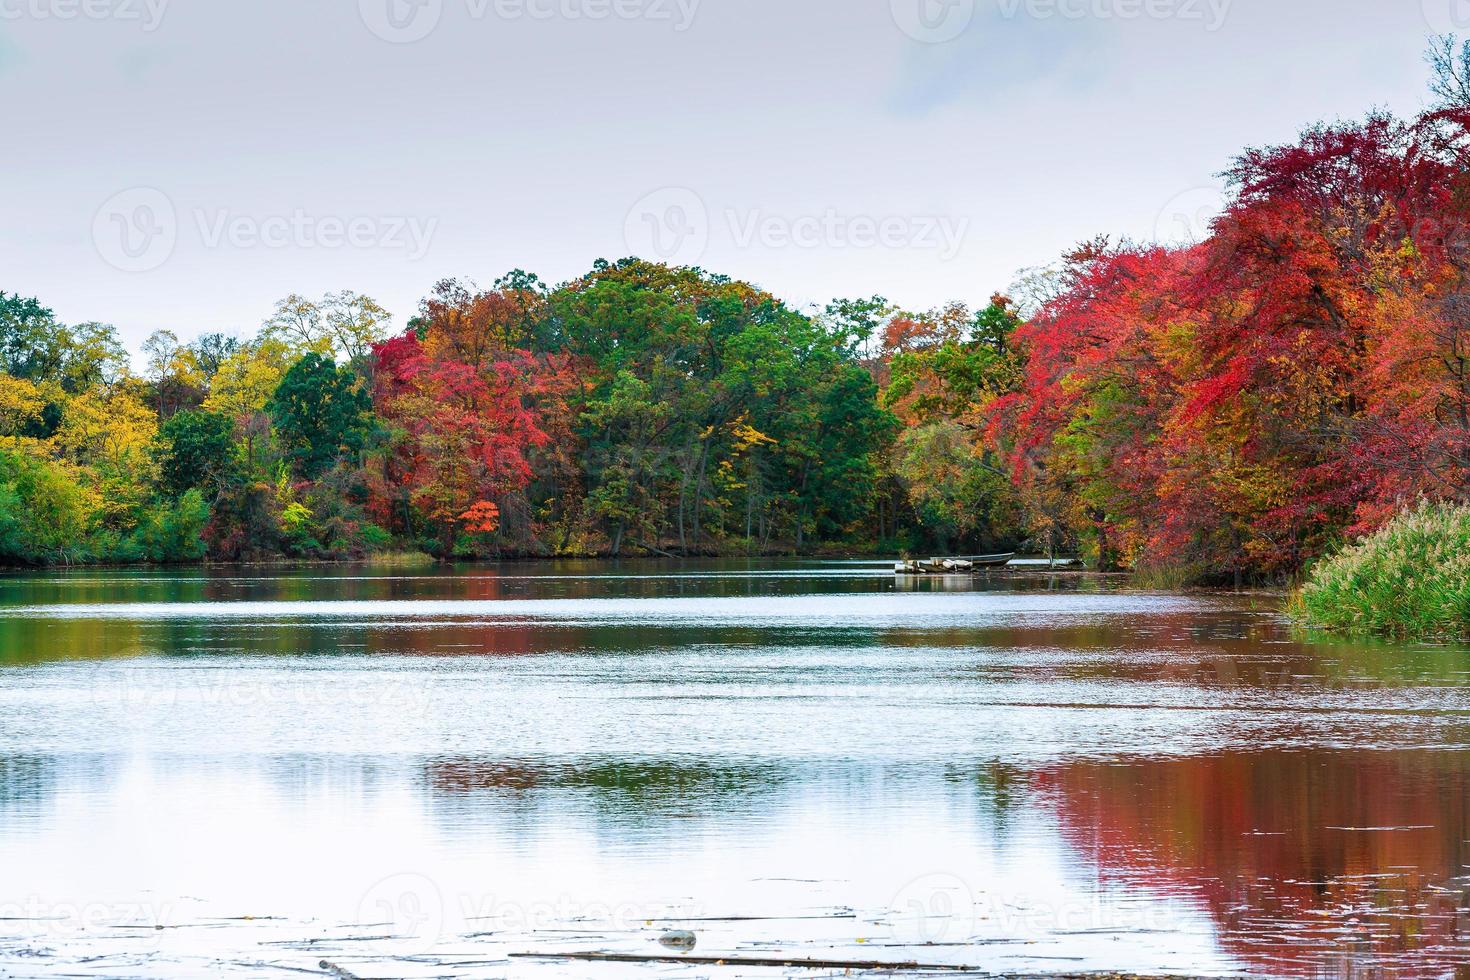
[362,550,438,568]
[1296,501,1470,640]
[1132,563,1205,590]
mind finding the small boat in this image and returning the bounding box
[965,553,1018,568]
[894,554,1016,575]
[1006,556,1087,570]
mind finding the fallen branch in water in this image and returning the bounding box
[642,913,857,922]
[507,955,1220,978]
[318,960,362,980]
[508,951,983,971]
[261,936,397,947]
[220,961,324,976]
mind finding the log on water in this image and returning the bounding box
[508,954,1201,979]
[508,950,982,971]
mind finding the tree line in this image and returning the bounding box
[4,45,1470,575]
[0,262,1024,565]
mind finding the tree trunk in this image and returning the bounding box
[1091,508,1116,572]
[691,442,710,551]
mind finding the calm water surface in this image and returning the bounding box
[0,560,1467,978]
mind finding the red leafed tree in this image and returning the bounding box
[372,330,549,555]
[989,101,1470,579]
[460,500,501,534]
[415,274,548,372]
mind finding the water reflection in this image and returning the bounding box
[0,559,907,609]
[0,753,56,818]
[1040,751,1470,976]
[425,757,794,831]
[0,562,1468,976]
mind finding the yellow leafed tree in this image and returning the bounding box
[204,339,294,418]
[0,375,47,447]
[56,384,157,471]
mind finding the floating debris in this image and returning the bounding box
[656,929,697,950]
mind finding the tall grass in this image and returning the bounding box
[1132,563,1206,591]
[1296,501,1470,640]
[362,550,438,568]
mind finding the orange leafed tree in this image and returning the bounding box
[989,103,1470,578]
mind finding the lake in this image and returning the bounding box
[0,560,1466,978]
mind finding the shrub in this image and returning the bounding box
[204,480,282,561]
[279,501,318,555]
[358,522,393,553]
[297,466,386,558]
[0,450,91,564]
[1296,501,1470,640]
[122,489,210,563]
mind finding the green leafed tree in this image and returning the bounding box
[268,353,373,479]
[155,409,237,496]
[0,449,91,565]
[122,488,210,563]
[0,293,66,383]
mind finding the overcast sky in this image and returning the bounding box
[0,0,1455,348]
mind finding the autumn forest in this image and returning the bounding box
[5,48,1470,579]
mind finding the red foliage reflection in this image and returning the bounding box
[1037,752,1470,976]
